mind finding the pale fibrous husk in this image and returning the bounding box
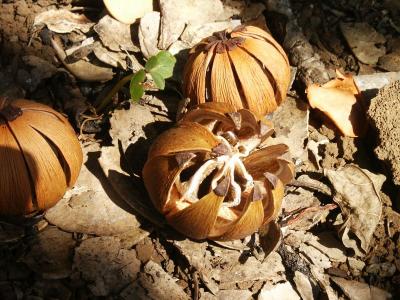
[0,98,83,216]
[143,103,295,240]
[183,25,291,116]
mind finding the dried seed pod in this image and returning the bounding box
[0,98,83,216]
[183,25,291,116]
[143,103,294,240]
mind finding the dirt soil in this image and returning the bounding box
[1,0,400,299]
[368,80,400,186]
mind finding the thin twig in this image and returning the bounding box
[282,203,337,226]
[95,74,133,112]
[287,179,333,196]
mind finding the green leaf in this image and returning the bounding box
[130,69,146,102]
[145,50,176,79]
[150,72,165,90]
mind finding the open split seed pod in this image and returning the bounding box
[0,98,83,216]
[183,25,291,116]
[143,103,295,240]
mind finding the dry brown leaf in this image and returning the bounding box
[262,95,309,161]
[218,251,285,284]
[307,70,366,137]
[180,20,241,48]
[293,271,314,300]
[94,16,140,52]
[45,143,142,236]
[93,44,128,69]
[73,236,142,296]
[331,277,391,300]
[34,9,94,33]
[325,165,385,256]
[258,281,301,300]
[139,12,161,59]
[51,36,114,82]
[125,261,190,300]
[99,146,164,227]
[158,0,226,49]
[0,221,24,243]
[22,227,75,279]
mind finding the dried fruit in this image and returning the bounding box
[143,103,294,240]
[183,25,291,116]
[306,70,366,137]
[0,98,83,216]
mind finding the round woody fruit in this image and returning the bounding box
[0,98,83,216]
[143,103,294,240]
[183,25,291,116]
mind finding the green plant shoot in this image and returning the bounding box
[129,51,176,101]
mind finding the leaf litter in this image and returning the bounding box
[0,0,400,299]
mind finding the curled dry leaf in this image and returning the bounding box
[34,9,94,33]
[51,36,114,82]
[180,20,242,49]
[94,15,140,52]
[22,226,75,279]
[103,0,153,25]
[73,236,141,296]
[261,95,309,161]
[325,165,385,256]
[258,281,301,300]
[183,25,291,116]
[306,70,366,137]
[130,261,190,300]
[45,143,143,236]
[139,12,161,59]
[158,0,225,49]
[330,276,392,300]
[0,98,82,216]
[93,44,128,69]
[143,103,295,240]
